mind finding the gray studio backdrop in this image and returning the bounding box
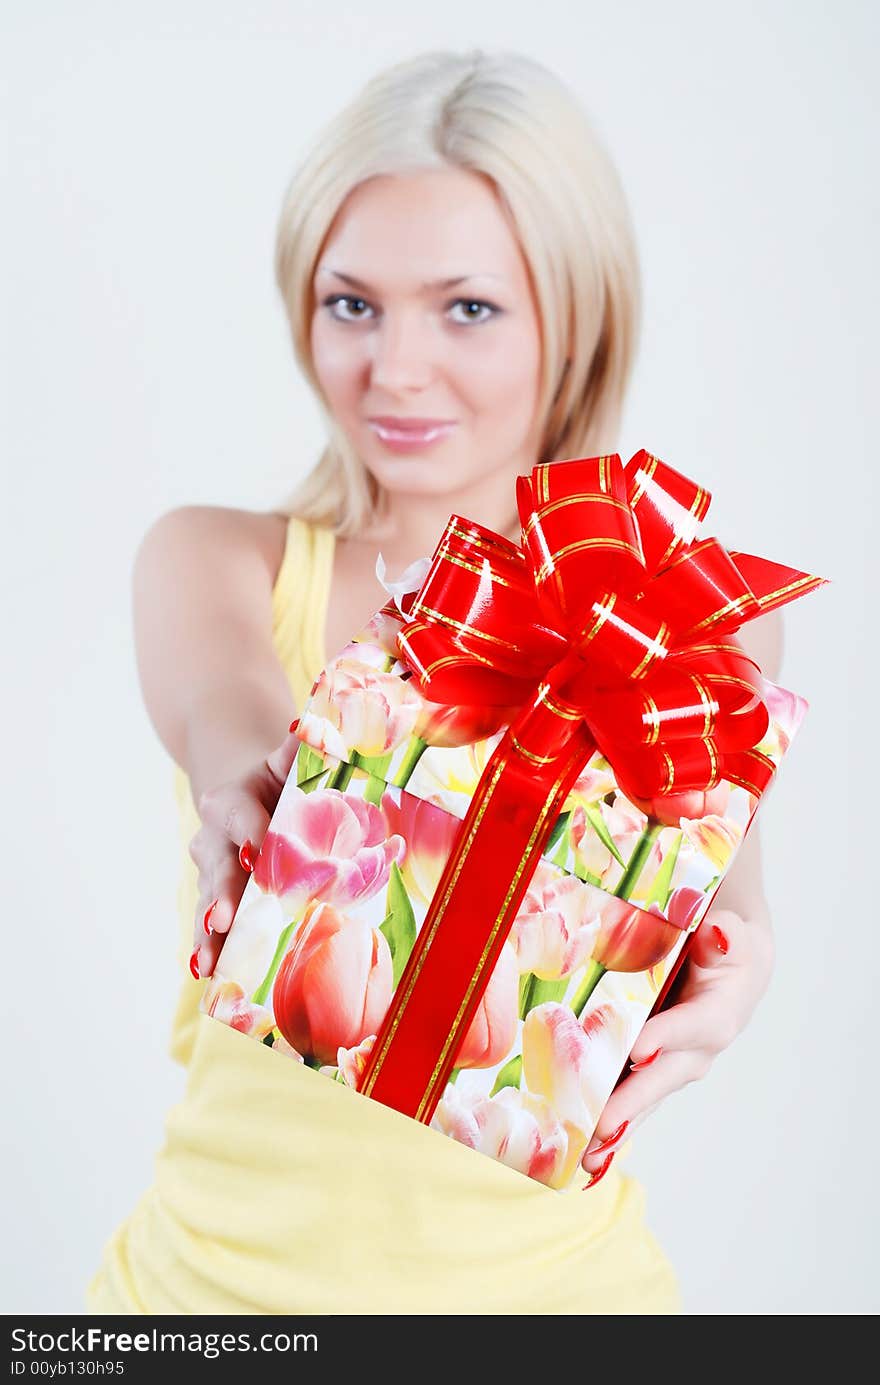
[4,0,876,1314]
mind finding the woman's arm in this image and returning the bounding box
[580,607,786,1183]
[708,604,784,925]
[132,506,296,806]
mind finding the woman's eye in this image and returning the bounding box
[321,294,500,325]
[323,294,374,322]
[448,299,499,325]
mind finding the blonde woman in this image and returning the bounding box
[87,48,780,1315]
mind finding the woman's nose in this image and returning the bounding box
[369,313,436,392]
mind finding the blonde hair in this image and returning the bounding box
[274,48,641,536]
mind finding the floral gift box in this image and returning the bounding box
[202,452,825,1192]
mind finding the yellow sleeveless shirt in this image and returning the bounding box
[85,515,681,1315]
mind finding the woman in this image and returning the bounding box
[86,47,780,1315]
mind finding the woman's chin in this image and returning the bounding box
[365,453,474,498]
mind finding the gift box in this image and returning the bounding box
[202,451,825,1191]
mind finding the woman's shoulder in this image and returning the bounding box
[148,504,298,592]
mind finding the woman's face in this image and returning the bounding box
[310,168,545,508]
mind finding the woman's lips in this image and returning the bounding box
[368,420,457,451]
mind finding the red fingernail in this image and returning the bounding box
[582,1152,615,1190]
[239,839,257,872]
[630,1047,662,1072]
[289,719,299,734]
[589,1120,630,1156]
[189,947,201,980]
[711,925,729,955]
[203,899,219,934]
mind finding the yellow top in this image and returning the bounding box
[86,515,681,1315]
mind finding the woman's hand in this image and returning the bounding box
[186,725,302,980]
[580,905,775,1185]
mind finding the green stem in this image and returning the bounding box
[518,972,535,1020]
[327,759,356,791]
[613,821,664,900]
[571,959,606,1019]
[251,918,298,1007]
[393,736,428,788]
[519,971,570,1020]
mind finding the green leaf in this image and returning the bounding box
[645,832,683,909]
[490,1054,522,1096]
[362,772,387,807]
[351,749,394,780]
[518,971,532,1018]
[519,971,569,1018]
[298,770,332,796]
[573,857,603,886]
[393,736,428,788]
[581,801,626,866]
[551,834,569,868]
[326,759,356,791]
[545,810,570,855]
[296,742,327,787]
[380,861,417,987]
[528,975,570,1007]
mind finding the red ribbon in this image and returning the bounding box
[356,451,825,1122]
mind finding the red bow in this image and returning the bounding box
[356,451,826,1123]
[397,450,824,805]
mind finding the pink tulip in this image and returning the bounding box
[509,860,600,979]
[254,787,404,916]
[647,884,706,931]
[272,901,394,1065]
[414,699,517,749]
[361,607,405,659]
[203,976,276,1040]
[591,894,684,973]
[567,761,617,804]
[625,780,732,829]
[430,1082,579,1189]
[570,792,648,886]
[329,1034,377,1087]
[271,1033,306,1062]
[330,638,390,670]
[454,943,520,1070]
[572,792,679,903]
[298,655,423,760]
[761,682,807,756]
[379,790,459,905]
[679,812,743,872]
[522,1000,634,1140]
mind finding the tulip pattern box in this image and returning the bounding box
[202,599,808,1192]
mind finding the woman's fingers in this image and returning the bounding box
[627,990,739,1062]
[189,796,269,975]
[196,781,273,873]
[685,907,745,971]
[187,726,301,983]
[581,1100,662,1172]
[580,1049,714,1173]
[259,728,303,805]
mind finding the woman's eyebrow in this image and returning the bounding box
[316,268,507,290]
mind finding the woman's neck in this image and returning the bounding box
[353,468,526,567]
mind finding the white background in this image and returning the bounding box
[3,0,876,1315]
